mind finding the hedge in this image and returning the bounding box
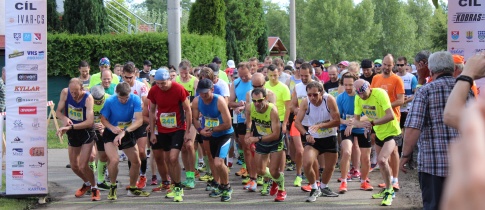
[47,33,226,77]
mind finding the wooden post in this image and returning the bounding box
[47,101,63,144]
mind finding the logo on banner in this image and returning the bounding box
[30,136,46,142]
[476,49,485,53]
[10,14,46,25]
[451,31,460,41]
[13,33,21,41]
[17,64,38,71]
[11,184,25,191]
[15,2,37,10]
[479,31,485,42]
[11,136,24,143]
[32,118,40,130]
[13,120,24,131]
[30,147,45,156]
[30,171,44,178]
[19,106,37,115]
[12,148,23,156]
[453,13,485,23]
[12,171,24,180]
[12,161,25,168]
[450,47,465,56]
[8,51,24,58]
[23,33,32,41]
[33,33,42,44]
[16,97,40,103]
[28,182,46,192]
[26,51,45,60]
[14,86,40,93]
[29,162,45,168]
[18,74,38,81]
[466,31,474,42]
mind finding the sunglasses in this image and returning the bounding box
[252,84,264,88]
[252,98,265,103]
[396,64,405,67]
[307,93,319,98]
[356,82,369,94]
[124,76,133,79]
[375,64,382,67]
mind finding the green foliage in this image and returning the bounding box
[63,0,107,34]
[407,0,433,52]
[47,33,225,77]
[47,0,61,32]
[105,0,138,33]
[429,7,447,51]
[257,7,269,61]
[265,1,290,54]
[188,0,226,38]
[225,21,239,61]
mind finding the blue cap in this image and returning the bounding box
[155,68,170,81]
[99,57,110,66]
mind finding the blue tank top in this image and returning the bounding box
[198,94,234,137]
[234,78,252,123]
[65,90,89,124]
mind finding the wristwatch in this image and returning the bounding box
[305,132,311,136]
[258,136,262,142]
[370,121,375,126]
[208,127,214,132]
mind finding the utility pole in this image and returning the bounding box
[289,0,296,62]
[167,0,181,68]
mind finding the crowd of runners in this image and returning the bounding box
[56,51,472,207]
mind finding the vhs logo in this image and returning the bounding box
[26,51,45,60]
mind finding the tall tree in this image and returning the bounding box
[265,1,290,55]
[47,0,61,32]
[429,6,447,51]
[187,0,226,38]
[63,0,107,34]
[350,0,382,61]
[257,3,269,61]
[407,0,433,52]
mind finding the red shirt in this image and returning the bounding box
[316,72,330,83]
[147,82,189,133]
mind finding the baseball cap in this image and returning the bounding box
[143,60,152,66]
[99,57,110,66]
[361,59,373,68]
[149,69,157,76]
[323,61,332,68]
[287,61,294,67]
[374,59,382,65]
[197,78,214,94]
[225,68,234,76]
[154,68,170,81]
[311,60,322,67]
[227,60,236,68]
[90,85,105,100]
[208,63,219,75]
[453,54,464,64]
[339,61,349,67]
[212,56,222,64]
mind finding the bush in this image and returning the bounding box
[47,33,226,77]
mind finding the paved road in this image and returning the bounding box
[39,149,422,209]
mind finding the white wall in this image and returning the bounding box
[0,0,5,35]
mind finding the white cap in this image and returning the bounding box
[150,69,157,76]
[287,61,294,67]
[227,60,236,68]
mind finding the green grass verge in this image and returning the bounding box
[0,176,38,210]
[48,119,68,149]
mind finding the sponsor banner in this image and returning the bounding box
[0,119,2,188]
[448,0,485,99]
[5,0,48,195]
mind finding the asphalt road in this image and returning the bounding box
[38,149,422,210]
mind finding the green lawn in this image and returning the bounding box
[0,176,38,210]
[47,119,68,149]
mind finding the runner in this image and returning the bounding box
[337,73,373,193]
[56,78,99,201]
[192,78,235,202]
[245,88,287,201]
[148,69,192,202]
[350,79,401,206]
[100,82,150,200]
[295,81,340,201]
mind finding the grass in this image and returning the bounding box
[47,119,69,149]
[0,176,38,210]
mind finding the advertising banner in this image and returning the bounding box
[5,0,48,195]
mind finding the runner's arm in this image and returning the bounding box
[126,111,143,132]
[294,98,308,135]
[291,89,299,114]
[142,97,150,124]
[391,93,404,108]
[228,82,241,108]
[55,88,69,124]
[149,101,157,135]
[191,97,202,130]
[182,97,192,131]
[372,108,395,125]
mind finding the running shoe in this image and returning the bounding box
[256,176,264,186]
[351,170,361,179]
[360,182,374,191]
[91,188,101,201]
[378,182,400,191]
[75,184,90,197]
[337,175,352,182]
[235,168,248,177]
[209,187,222,197]
[151,175,158,185]
[285,163,294,171]
[221,187,233,202]
[274,190,287,202]
[165,185,175,198]
[320,187,339,197]
[269,180,278,196]
[173,187,183,202]
[293,176,302,187]
[127,187,150,197]
[381,190,393,206]
[372,188,395,199]
[243,180,257,192]
[198,162,206,172]
[97,181,110,191]
[301,183,312,192]
[152,182,171,192]
[137,175,147,189]
[199,173,213,182]
[227,162,233,168]
[241,177,251,185]
[119,153,127,162]
[339,182,347,194]
[261,182,269,196]
[107,184,117,200]
[184,177,195,189]
[306,188,321,202]
[236,157,243,165]
[350,167,355,175]
[370,164,379,172]
[195,170,200,179]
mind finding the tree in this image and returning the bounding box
[407,0,433,52]
[265,1,290,55]
[132,0,192,32]
[257,4,268,61]
[429,7,447,51]
[63,0,107,34]
[350,0,382,61]
[47,0,61,32]
[187,0,226,38]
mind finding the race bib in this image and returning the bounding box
[310,121,334,138]
[94,115,101,123]
[117,121,132,130]
[68,104,83,121]
[160,112,177,128]
[345,114,354,120]
[328,88,339,98]
[362,105,377,120]
[255,122,272,136]
[204,117,220,128]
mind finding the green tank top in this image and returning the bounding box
[250,103,275,136]
[176,75,196,96]
[93,93,109,123]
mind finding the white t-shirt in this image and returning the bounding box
[278,72,291,84]
[131,80,148,98]
[215,79,230,97]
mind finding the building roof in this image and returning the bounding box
[268,37,287,56]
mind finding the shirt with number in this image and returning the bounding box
[198,94,234,137]
[93,93,110,123]
[354,88,401,141]
[265,81,291,121]
[370,73,405,121]
[65,90,90,124]
[147,82,189,133]
[100,94,142,132]
[399,72,417,112]
[337,91,364,134]
[250,102,282,142]
[305,93,337,138]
